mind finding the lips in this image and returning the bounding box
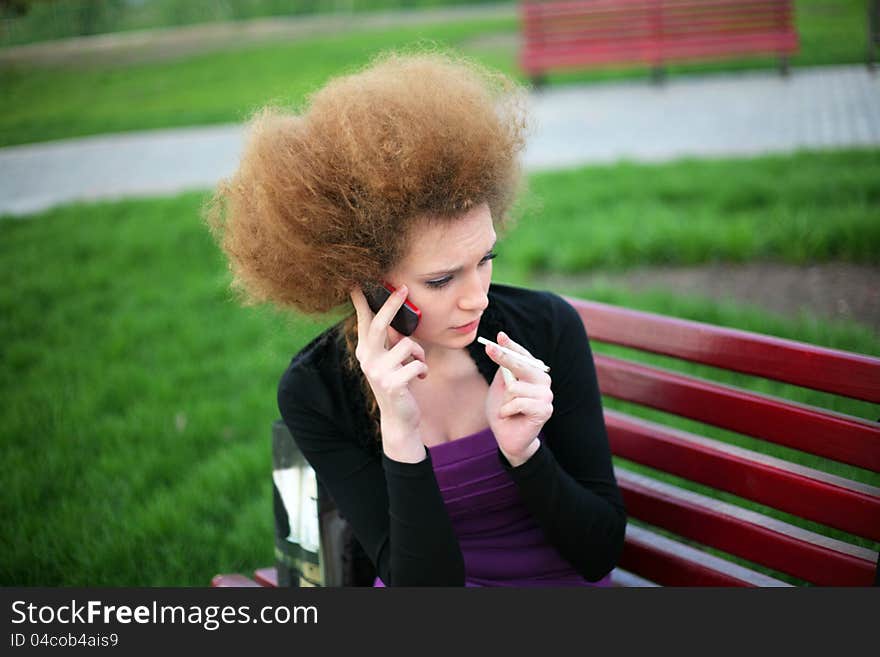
[452,317,481,332]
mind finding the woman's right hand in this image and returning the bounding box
[350,285,428,462]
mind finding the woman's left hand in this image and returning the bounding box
[484,331,553,467]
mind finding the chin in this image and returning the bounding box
[452,331,479,347]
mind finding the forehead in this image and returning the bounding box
[400,204,495,267]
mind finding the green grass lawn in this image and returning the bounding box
[0,18,518,148]
[0,0,874,147]
[0,0,506,47]
[506,149,880,275]
[1,149,877,585]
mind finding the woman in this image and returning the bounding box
[207,51,626,586]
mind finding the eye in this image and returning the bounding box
[425,276,452,289]
[424,252,496,290]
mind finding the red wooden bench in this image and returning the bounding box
[519,0,800,85]
[213,295,880,588]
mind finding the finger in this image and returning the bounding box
[485,342,550,385]
[497,331,544,365]
[503,380,553,404]
[382,336,426,369]
[369,284,409,344]
[498,397,552,420]
[350,287,375,346]
[385,359,429,389]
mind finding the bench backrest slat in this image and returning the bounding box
[568,297,880,404]
[522,0,796,39]
[619,471,878,586]
[524,44,662,69]
[596,354,880,471]
[525,1,793,32]
[621,523,792,586]
[606,410,880,542]
[660,35,799,63]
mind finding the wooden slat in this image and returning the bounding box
[523,21,794,47]
[523,0,655,22]
[610,567,660,587]
[521,41,793,73]
[620,524,791,587]
[598,351,880,464]
[524,0,792,18]
[616,470,879,586]
[253,567,279,587]
[523,44,659,70]
[596,354,880,471]
[526,3,792,37]
[211,573,263,588]
[605,409,880,542]
[660,34,799,61]
[523,33,797,72]
[567,297,880,404]
[661,1,792,27]
[523,23,658,45]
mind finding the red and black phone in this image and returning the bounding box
[363,282,421,336]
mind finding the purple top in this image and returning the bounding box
[375,426,613,587]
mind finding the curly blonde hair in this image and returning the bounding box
[205,50,529,315]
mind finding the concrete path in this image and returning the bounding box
[1,64,878,217]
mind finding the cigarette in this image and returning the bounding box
[477,337,550,373]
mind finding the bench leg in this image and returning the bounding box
[778,55,791,77]
[651,66,665,85]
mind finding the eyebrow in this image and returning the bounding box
[419,240,497,279]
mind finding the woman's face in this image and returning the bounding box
[385,202,496,351]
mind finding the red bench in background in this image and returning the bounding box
[519,0,800,85]
[213,295,880,588]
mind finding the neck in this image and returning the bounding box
[419,340,475,380]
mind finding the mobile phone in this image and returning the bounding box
[363,282,421,336]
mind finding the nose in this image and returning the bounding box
[458,268,489,313]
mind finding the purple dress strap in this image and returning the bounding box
[374,427,612,587]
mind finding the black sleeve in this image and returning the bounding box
[278,365,465,586]
[498,294,627,581]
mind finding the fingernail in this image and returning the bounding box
[498,331,507,343]
[397,284,407,296]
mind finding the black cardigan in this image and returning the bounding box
[277,283,627,586]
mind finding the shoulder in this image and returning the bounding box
[487,283,582,347]
[277,322,351,419]
[489,282,574,316]
[277,321,377,453]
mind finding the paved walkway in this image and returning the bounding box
[1,64,878,217]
